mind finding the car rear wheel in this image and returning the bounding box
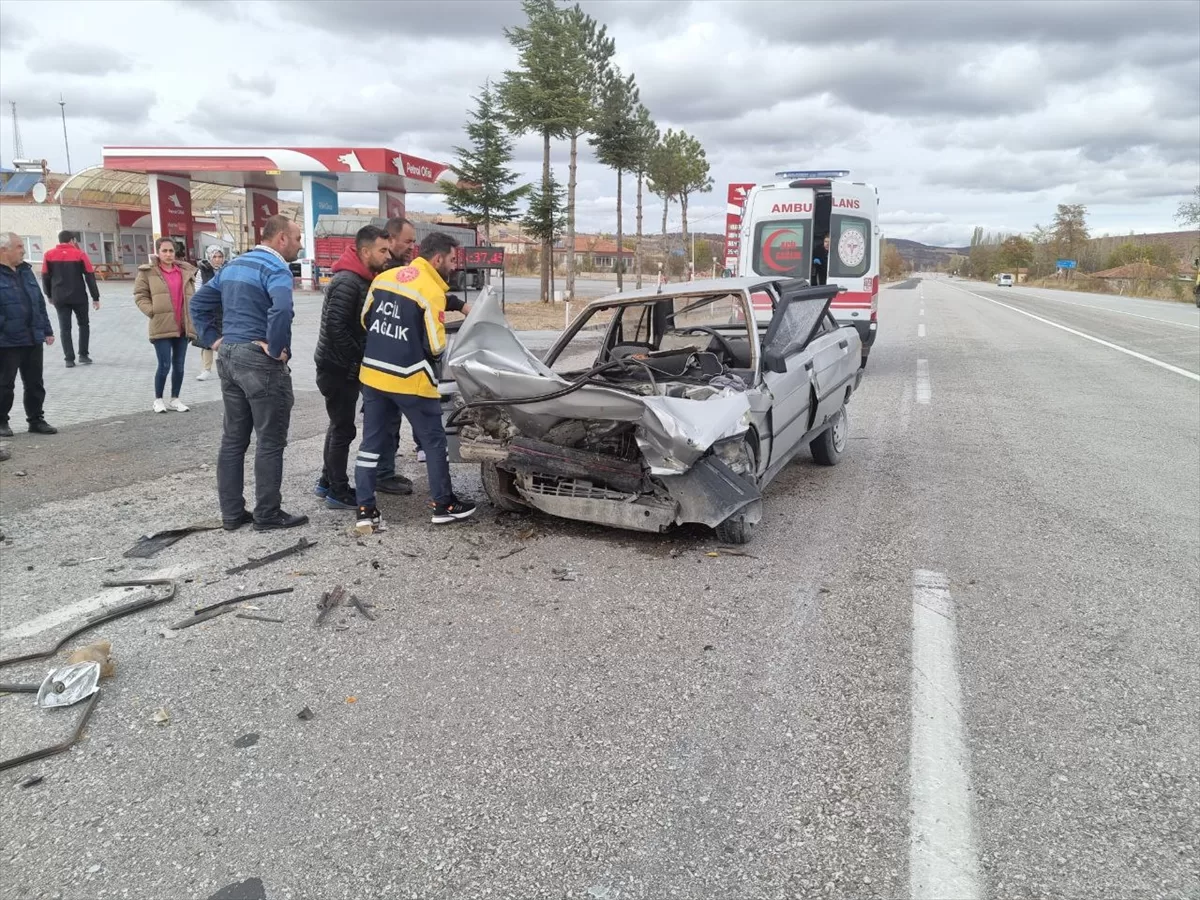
[481,462,526,512]
[810,406,847,466]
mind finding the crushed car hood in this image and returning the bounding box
[446,287,752,474]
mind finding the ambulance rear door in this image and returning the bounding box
[738,186,816,299]
[826,182,878,332]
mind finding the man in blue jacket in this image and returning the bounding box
[0,232,57,437]
[190,215,307,532]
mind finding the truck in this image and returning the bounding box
[730,170,880,367]
[312,215,488,292]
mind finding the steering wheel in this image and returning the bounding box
[666,326,736,361]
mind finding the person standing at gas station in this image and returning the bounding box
[191,215,307,532]
[41,230,100,368]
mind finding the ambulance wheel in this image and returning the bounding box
[481,462,526,512]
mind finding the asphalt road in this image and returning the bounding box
[475,275,620,304]
[0,276,1196,900]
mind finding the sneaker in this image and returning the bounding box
[0,423,12,438]
[196,370,211,381]
[416,449,427,463]
[168,398,189,412]
[377,474,414,495]
[324,488,356,510]
[355,505,385,535]
[79,355,93,365]
[222,510,254,531]
[65,359,76,368]
[253,510,309,531]
[153,399,167,414]
[313,479,330,499]
[28,420,57,435]
[430,496,477,524]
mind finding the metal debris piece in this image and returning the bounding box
[349,595,376,621]
[496,546,526,561]
[60,556,107,568]
[297,706,314,721]
[399,549,420,559]
[192,587,293,617]
[226,537,317,575]
[233,732,259,748]
[715,546,759,559]
[315,586,346,626]
[36,662,101,708]
[0,690,101,773]
[124,521,222,559]
[235,613,284,624]
[551,567,580,582]
[169,606,237,630]
[151,707,170,725]
[19,774,44,788]
[0,577,176,669]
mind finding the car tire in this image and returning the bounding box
[481,462,526,512]
[713,438,757,545]
[715,515,753,545]
[810,406,848,466]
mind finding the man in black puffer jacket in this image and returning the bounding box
[312,225,394,509]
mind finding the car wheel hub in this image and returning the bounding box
[832,411,847,452]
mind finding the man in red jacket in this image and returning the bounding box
[41,230,100,368]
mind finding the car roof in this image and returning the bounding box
[583,276,803,309]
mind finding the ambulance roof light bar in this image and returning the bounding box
[774,169,851,180]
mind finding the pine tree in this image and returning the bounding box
[629,105,658,289]
[441,82,529,246]
[522,170,567,279]
[589,67,640,290]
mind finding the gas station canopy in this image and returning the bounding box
[99,146,454,194]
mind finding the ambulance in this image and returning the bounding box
[730,170,880,367]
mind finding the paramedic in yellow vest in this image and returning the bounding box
[354,232,476,533]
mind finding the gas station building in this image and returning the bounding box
[0,145,454,284]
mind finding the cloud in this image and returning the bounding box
[229,73,275,97]
[24,42,132,76]
[0,79,154,125]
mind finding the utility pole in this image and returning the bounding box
[10,101,23,160]
[58,95,72,174]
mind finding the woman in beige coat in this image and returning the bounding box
[134,238,198,413]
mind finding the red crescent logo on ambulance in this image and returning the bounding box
[762,228,800,272]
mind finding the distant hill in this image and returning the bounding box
[884,238,968,270]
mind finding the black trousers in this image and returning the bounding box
[56,303,90,361]
[0,343,47,425]
[315,366,360,494]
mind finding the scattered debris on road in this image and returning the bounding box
[552,567,581,582]
[297,706,315,721]
[315,586,346,626]
[0,690,102,772]
[151,707,170,726]
[226,537,317,575]
[192,587,294,617]
[18,774,44,788]
[496,546,526,560]
[235,613,284,624]
[233,732,259,748]
[66,640,116,678]
[59,556,107,567]
[124,521,222,559]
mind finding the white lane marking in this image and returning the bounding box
[918,323,926,338]
[916,359,931,404]
[910,569,983,900]
[920,308,925,317]
[0,563,195,642]
[899,382,913,433]
[1007,290,1199,329]
[952,286,1200,383]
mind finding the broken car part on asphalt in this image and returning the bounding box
[0,577,177,669]
[226,538,317,575]
[443,281,861,544]
[192,587,294,617]
[123,521,223,559]
[0,689,101,773]
[35,662,101,708]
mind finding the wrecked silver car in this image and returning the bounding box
[443,277,863,544]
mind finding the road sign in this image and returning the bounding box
[1057,259,1077,269]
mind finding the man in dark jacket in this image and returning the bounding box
[0,232,57,437]
[312,225,395,509]
[41,230,100,367]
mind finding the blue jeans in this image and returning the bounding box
[153,335,189,399]
[356,386,451,508]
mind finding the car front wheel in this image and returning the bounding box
[481,462,526,512]
[810,406,848,466]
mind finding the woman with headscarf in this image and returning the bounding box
[194,246,225,380]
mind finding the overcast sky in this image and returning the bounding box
[1,0,1197,246]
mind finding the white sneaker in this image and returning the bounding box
[153,399,167,414]
[168,398,189,412]
[196,370,211,381]
[416,449,427,463]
